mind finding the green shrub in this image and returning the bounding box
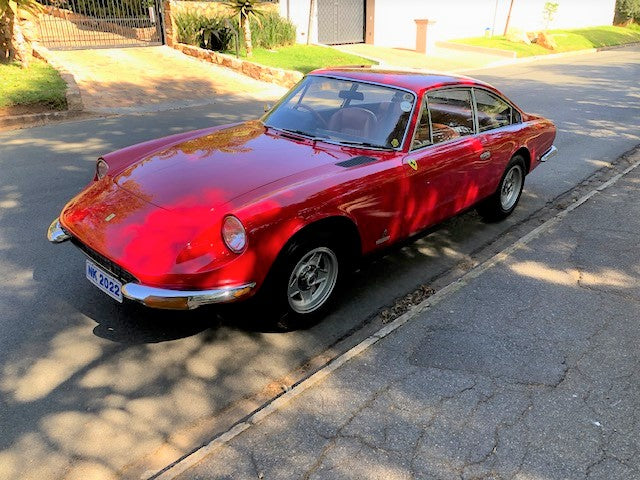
[199,17,237,51]
[615,0,640,23]
[174,9,295,52]
[247,11,296,49]
[174,11,207,46]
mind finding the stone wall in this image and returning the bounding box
[163,1,301,88]
[173,42,303,88]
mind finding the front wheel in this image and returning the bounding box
[286,246,339,315]
[477,155,526,222]
[258,233,348,330]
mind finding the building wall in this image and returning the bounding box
[373,0,616,49]
[280,0,616,49]
[280,0,318,44]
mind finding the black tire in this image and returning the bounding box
[258,232,350,330]
[477,155,526,222]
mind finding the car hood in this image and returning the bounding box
[112,121,349,210]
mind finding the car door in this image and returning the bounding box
[472,88,523,197]
[402,87,484,236]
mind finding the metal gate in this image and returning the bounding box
[317,0,365,45]
[38,0,164,50]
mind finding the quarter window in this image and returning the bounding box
[474,89,517,132]
[426,89,475,143]
[411,99,432,150]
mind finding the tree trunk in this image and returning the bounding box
[1,1,31,67]
[242,15,253,57]
[1,7,16,62]
[13,15,31,67]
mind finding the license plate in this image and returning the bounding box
[85,259,123,303]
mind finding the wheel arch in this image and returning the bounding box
[513,147,531,173]
[285,215,362,259]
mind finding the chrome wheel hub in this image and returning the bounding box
[500,165,523,210]
[287,247,338,314]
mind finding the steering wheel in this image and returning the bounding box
[294,103,328,128]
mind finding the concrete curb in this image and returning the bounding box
[455,41,640,73]
[150,147,640,480]
[0,110,85,130]
[437,40,517,58]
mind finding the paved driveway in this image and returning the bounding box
[50,46,286,114]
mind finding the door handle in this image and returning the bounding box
[480,151,491,160]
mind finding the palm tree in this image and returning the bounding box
[224,0,264,57]
[0,0,42,67]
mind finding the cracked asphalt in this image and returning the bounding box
[176,151,640,479]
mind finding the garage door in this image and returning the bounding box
[317,0,365,45]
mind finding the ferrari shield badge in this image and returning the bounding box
[407,159,418,171]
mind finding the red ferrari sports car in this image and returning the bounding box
[48,68,556,324]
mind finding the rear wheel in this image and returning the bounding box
[477,155,526,222]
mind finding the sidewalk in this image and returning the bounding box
[335,43,512,73]
[161,149,640,480]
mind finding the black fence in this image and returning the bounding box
[38,0,164,50]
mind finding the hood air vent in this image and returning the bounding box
[336,156,377,168]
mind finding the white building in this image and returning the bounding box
[280,0,617,48]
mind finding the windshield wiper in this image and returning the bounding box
[273,127,328,142]
[338,140,390,150]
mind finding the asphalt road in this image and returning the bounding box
[0,46,638,480]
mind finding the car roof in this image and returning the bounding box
[309,67,493,94]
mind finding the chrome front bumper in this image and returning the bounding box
[47,218,72,243]
[121,282,256,310]
[47,217,256,310]
[540,145,558,163]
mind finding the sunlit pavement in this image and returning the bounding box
[336,42,513,72]
[49,46,286,114]
[0,46,638,479]
[177,149,640,480]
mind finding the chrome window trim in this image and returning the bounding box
[472,87,523,130]
[409,95,432,152]
[408,86,477,154]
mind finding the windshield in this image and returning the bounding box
[263,75,416,149]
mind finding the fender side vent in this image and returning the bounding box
[336,156,377,168]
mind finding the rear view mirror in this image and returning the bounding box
[338,90,364,101]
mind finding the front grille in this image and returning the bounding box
[71,238,138,284]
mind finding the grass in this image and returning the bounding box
[0,60,67,110]
[452,25,640,57]
[232,45,377,73]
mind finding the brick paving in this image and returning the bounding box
[50,46,286,113]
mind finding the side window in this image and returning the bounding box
[474,89,516,132]
[411,98,431,150]
[427,89,475,143]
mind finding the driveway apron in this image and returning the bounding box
[49,46,286,114]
